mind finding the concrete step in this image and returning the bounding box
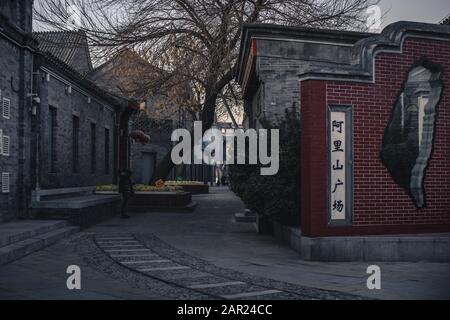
[0,220,69,248]
[0,226,79,266]
[234,212,257,223]
[244,209,256,217]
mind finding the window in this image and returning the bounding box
[2,135,10,156]
[48,107,57,172]
[2,172,10,193]
[72,116,80,173]
[105,128,110,174]
[90,122,96,173]
[3,98,11,119]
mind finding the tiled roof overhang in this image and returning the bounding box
[236,23,372,96]
[298,21,450,83]
[33,30,93,73]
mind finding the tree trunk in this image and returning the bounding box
[151,93,218,183]
[151,149,175,182]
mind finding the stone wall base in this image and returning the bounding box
[34,200,119,229]
[273,222,450,262]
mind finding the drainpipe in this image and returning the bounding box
[32,55,42,193]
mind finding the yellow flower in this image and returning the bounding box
[155,179,165,188]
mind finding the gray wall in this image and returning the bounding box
[0,1,33,33]
[38,67,116,189]
[129,112,173,184]
[130,141,171,184]
[0,0,34,222]
[246,38,355,127]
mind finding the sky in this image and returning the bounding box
[379,0,449,29]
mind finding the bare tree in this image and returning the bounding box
[35,0,375,181]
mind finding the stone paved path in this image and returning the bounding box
[0,187,449,299]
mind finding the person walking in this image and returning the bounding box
[118,169,134,219]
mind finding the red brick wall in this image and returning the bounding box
[301,37,450,237]
[300,81,327,236]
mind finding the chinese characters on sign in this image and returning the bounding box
[330,111,347,221]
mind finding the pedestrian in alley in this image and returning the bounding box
[119,169,134,219]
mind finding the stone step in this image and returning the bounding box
[0,226,79,266]
[244,209,256,217]
[0,220,69,248]
[234,212,257,223]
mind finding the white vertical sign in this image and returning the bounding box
[330,111,346,221]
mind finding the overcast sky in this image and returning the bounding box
[379,0,449,29]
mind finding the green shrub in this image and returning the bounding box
[229,109,300,226]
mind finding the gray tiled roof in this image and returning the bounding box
[33,30,93,75]
[442,15,450,25]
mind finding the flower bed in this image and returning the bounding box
[95,185,196,212]
[164,181,210,194]
[96,184,182,193]
[165,181,205,185]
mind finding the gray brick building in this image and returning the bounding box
[33,33,120,189]
[0,1,127,223]
[237,24,372,128]
[0,0,35,222]
[88,49,193,184]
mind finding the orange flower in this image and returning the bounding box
[155,179,165,188]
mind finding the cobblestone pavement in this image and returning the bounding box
[0,187,449,299]
[70,232,363,300]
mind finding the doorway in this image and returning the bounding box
[141,152,156,185]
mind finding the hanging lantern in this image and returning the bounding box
[130,130,151,144]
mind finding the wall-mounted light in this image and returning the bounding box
[28,95,40,116]
[46,73,50,82]
[88,97,92,104]
[66,86,72,94]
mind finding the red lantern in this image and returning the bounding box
[130,130,151,144]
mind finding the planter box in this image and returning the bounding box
[254,214,274,234]
[176,184,209,194]
[96,191,197,212]
[273,221,302,254]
